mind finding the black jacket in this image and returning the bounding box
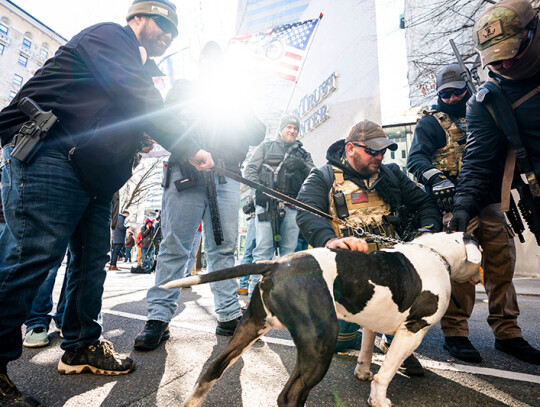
[296,139,442,248]
[407,103,465,189]
[454,71,540,216]
[0,23,199,197]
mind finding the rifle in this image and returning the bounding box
[517,183,540,245]
[11,97,58,163]
[450,39,529,242]
[203,171,224,245]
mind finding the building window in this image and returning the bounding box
[22,38,31,48]
[8,90,17,100]
[18,54,28,67]
[13,74,23,87]
[40,48,48,58]
[0,43,4,55]
[401,150,406,159]
[0,23,8,36]
[390,151,395,159]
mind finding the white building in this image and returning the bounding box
[0,0,65,109]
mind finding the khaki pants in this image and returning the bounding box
[441,203,521,340]
[137,246,142,266]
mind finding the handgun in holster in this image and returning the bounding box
[11,97,58,163]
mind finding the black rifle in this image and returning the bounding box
[203,171,223,245]
[11,97,58,163]
[517,183,540,245]
[450,39,529,242]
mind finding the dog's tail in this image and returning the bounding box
[160,261,277,289]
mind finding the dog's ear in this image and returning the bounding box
[464,233,482,264]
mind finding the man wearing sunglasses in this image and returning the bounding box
[296,120,442,373]
[0,1,216,405]
[408,62,527,365]
[448,0,540,365]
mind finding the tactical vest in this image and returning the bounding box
[259,142,309,197]
[424,111,466,177]
[327,166,394,252]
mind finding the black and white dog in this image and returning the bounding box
[162,232,482,407]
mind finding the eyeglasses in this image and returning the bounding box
[438,87,467,99]
[151,16,178,38]
[349,142,386,156]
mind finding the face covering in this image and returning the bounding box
[438,91,470,118]
[491,22,540,80]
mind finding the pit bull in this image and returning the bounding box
[162,232,481,407]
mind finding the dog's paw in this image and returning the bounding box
[354,364,373,381]
[367,396,392,407]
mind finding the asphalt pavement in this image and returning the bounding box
[8,261,540,407]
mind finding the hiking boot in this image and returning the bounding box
[444,336,482,363]
[495,337,540,364]
[0,372,43,407]
[216,317,241,336]
[133,320,170,351]
[23,327,49,348]
[399,354,424,376]
[57,339,135,375]
[108,265,119,271]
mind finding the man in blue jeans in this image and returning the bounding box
[109,210,130,271]
[133,44,266,351]
[0,1,214,406]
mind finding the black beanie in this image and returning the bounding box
[279,114,300,132]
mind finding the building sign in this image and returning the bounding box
[293,72,337,136]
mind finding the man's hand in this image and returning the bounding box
[189,150,214,171]
[448,210,470,232]
[141,133,155,154]
[325,237,369,252]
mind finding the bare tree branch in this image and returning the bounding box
[120,157,162,212]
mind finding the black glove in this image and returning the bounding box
[242,197,255,214]
[448,210,470,232]
[432,177,455,213]
[255,189,269,207]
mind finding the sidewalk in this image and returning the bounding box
[476,277,540,296]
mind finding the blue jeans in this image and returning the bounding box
[124,247,132,262]
[239,217,256,289]
[110,243,124,266]
[249,204,299,298]
[24,257,66,333]
[184,228,202,278]
[0,144,111,364]
[146,167,242,323]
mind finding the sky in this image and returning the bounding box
[11,0,413,124]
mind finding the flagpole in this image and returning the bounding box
[284,13,324,114]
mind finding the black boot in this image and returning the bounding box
[444,336,482,363]
[495,337,540,364]
[216,317,241,336]
[0,370,43,406]
[134,320,170,351]
[399,354,424,376]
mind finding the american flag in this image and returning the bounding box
[229,17,320,82]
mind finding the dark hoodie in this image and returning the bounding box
[296,139,442,248]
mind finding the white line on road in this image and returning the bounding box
[103,309,540,385]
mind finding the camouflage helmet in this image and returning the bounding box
[473,0,537,67]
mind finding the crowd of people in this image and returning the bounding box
[1,0,540,406]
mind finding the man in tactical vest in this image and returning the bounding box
[244,114,314,298]
[134,43,266,351]
[448,0,540,364]
[296,120,442,376]
[408,63,529,364]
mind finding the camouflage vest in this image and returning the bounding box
[425,110,466,177]
[327,166,394,252]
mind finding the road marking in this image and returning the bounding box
[103,309,540,385]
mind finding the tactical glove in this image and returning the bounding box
[448,210,470,232]
[432,177,455,213]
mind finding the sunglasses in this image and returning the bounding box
[349,142,387,156]
[438,87,467,99]
[151,16,178,38]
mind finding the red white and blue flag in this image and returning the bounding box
[229,17,320,82]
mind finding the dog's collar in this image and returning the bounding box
[409,243,452,274]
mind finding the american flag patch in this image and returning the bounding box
[351,192,368,203]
